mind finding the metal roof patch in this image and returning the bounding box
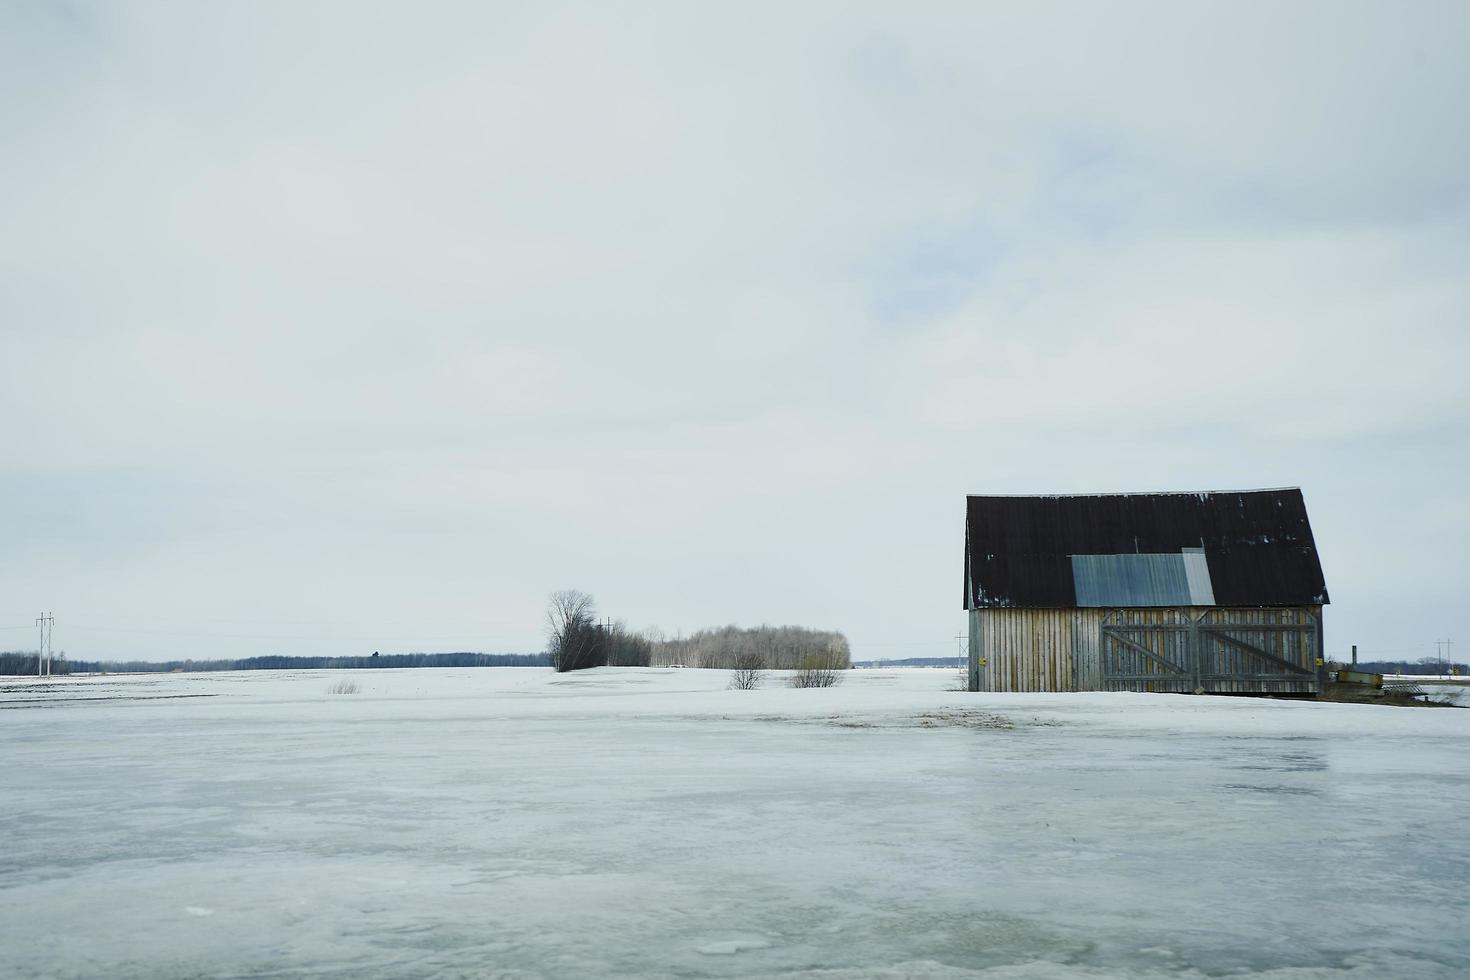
[1181,547,1216,606]
[1070,550,1217,608]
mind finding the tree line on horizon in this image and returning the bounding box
[0,651,73,675]
[4,587,856,678]
[0,651,548,675]
[1345,658,1468,676]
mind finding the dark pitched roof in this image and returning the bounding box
[964,489,1329,609]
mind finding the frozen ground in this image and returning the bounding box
[2,667,1468,980]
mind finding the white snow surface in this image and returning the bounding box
[2,667,1467,979]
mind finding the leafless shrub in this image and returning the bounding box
[729,651,766,690]
[789,649,846,689]
[328,679,360,695]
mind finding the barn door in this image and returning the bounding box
[1196,609,1317,693]
[1100,611,1196,692]
[1102,609,1319,693]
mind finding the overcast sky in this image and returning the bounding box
[2,2,1466,664]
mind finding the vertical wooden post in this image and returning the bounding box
[1189,609,1204,694]
[967,609,984,692]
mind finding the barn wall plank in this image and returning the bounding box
[978,608,1087,692]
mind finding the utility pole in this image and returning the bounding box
[955,634,965,671]
[35,612,54,676]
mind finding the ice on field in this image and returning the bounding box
[2,666,1468,979]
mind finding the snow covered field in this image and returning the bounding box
[3,667,1468,979]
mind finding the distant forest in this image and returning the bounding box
[852,657,964,668]
[0,652,74,675]
[1349,660,1467,676]
[0,652,547,675]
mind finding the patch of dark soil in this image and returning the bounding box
[1318,682,1461,707]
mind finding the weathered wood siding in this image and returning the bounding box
[970,608,1105,692]
[1197,606,1321,694]
[971,606,1322,693]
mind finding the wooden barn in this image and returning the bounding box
[965,489,1329,694]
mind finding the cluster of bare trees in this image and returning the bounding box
[605,625,655,667]
[545,590,655,672]
[545,594,850,687]
[650,624,850,671]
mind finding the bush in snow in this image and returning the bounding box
[789,650,845,689]
[729,651,765,690]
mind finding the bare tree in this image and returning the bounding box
[546,590,603,672]
[729,650,765,690]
